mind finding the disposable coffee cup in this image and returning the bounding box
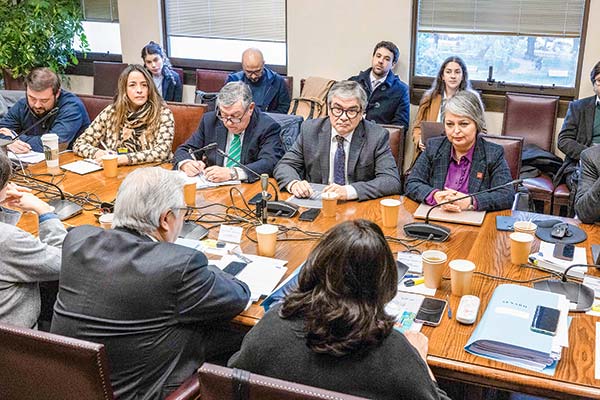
[422,250,448,289]
[321,192,338,218]
[256,224,278,257]
[449,259,476,296]
[102,154,118,178]
[514,221,537,236]
[99,213,114,229]
[380,198,402,228]
[183,180,197,207]
[41,133,59,168]
[510,232,534,264]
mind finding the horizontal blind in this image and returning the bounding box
[81,0,118,22]
[418,0,585,37]
[165,0,285,42]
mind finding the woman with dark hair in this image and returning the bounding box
[73,64,174,165]
[413,56,472,151]
[229,219,450,399]
[141,41,183,102]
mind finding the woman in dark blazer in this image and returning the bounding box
[229,219,451,400]
[406,90,514,212]
[141,41,183,102]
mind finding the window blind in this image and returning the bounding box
[418,0,585,37]
[81,0,118,22]
[165,0,285,42]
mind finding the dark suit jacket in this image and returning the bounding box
[173,109,284,182]
[273,117,401,200]
[555,96,597,185]
[51,225,250,400]
[162,68,183,102]
[574,145,600,223]
[405,136,514,211]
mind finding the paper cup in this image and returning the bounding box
[183,181,197,207]
[380,198,401,228]
[510,232,534,264]
[41,133,59,168]
[321,192,338,218]
[102,154,118,178]
[256,224,278,257]
[99,213,114,229]
[422,250,448,289]
[514,220,537,236]
[449,259,476,296]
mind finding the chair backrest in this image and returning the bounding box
[78,94,114,121]
[379,124,406,172]
[172,67,184,83]
[501,92,559,152]
[264,112,303,151]
[195,69,229,93]
[166,101,208,151]
[481,134,524,181]
[420,121,445,145]
[93,61,128,97]
[0,321,114,400]
[198,363,368,400]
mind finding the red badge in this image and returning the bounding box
[476,172,483,179]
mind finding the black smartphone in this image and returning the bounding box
[299,208,320,222]
[531,305,560,336]
[553,243,575,261]
[223,261,247,276]
[248,192,272,205]
[415,297,447,326]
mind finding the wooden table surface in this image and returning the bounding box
[16,152,600,399]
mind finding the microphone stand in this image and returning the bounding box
[404,179,522,242]
[0,107,60,149]
[533,263,600,312]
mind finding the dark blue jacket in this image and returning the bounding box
[173,109,284,182]
[161,67,183,102]
[0,90,90,152]
[226,67,291,114]
[405,135,514,211]
[349,68,409,128]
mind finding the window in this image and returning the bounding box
[77,0,121,54]
[413,0,587,94]
[164,0,286,67]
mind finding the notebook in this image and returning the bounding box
[413,203,486,226]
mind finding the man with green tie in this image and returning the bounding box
[174,81,284,183]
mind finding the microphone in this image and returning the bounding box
[403,179,522,242]
[216,148,298,218]
[187,142,218,160]
[533,263,600,312]
[12,170,83,221]
[0,107,60,148]
[258,173,269,223]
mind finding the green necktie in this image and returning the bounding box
[226,134,241,168]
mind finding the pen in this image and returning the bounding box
[404,274,421,279]
[100,141,113,154]
[446,294,452,319]
[403,277,425,287]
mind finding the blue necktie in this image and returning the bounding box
[333,135,346,185]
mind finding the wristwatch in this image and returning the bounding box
[229,168,238,180]
[466,197,475,211]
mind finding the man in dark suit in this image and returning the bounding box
[226,48,291,114]
[51,167,250,400]
[174,81,284,183]
[274,81,401,201]
[574,146,600,223]
[556,61,600,188]
[349,41,409,128]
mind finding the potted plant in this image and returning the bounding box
[0,0,89,89]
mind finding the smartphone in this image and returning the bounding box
[415,297,447,326]
[531,305,560,336]
[223,261,247,276]
[299,208,320,222]
[553,243,574,261]
[248,192,272,205]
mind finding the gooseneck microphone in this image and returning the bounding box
[12,170,83,220]
[187,142,218,160]
[403,179,522,242]
[533,263,600,312]
[0,107,60,148]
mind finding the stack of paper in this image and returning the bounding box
[529,241,587,278]
[465,284,570,374]
[191,174,240,189]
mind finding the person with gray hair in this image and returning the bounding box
[274,80,401,201]
[51,166,250,399]
[406,90,514,211]
[174,81,284,183]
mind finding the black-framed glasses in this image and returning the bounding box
[243,68,263,78]
[330,106,362,119]
[171,206,193,218]
[216,106,250,124]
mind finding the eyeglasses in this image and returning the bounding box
[171,207,193,218]
[244,68,263,77]
[330,106,362,120]
[216,106,249,124]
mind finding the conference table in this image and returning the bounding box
[15,152,600,399]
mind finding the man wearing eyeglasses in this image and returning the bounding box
[174,81,284,183]
[52,167,250,399]
[225,48,291,114]
[556,61,600,190]
[274,81,401,201]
